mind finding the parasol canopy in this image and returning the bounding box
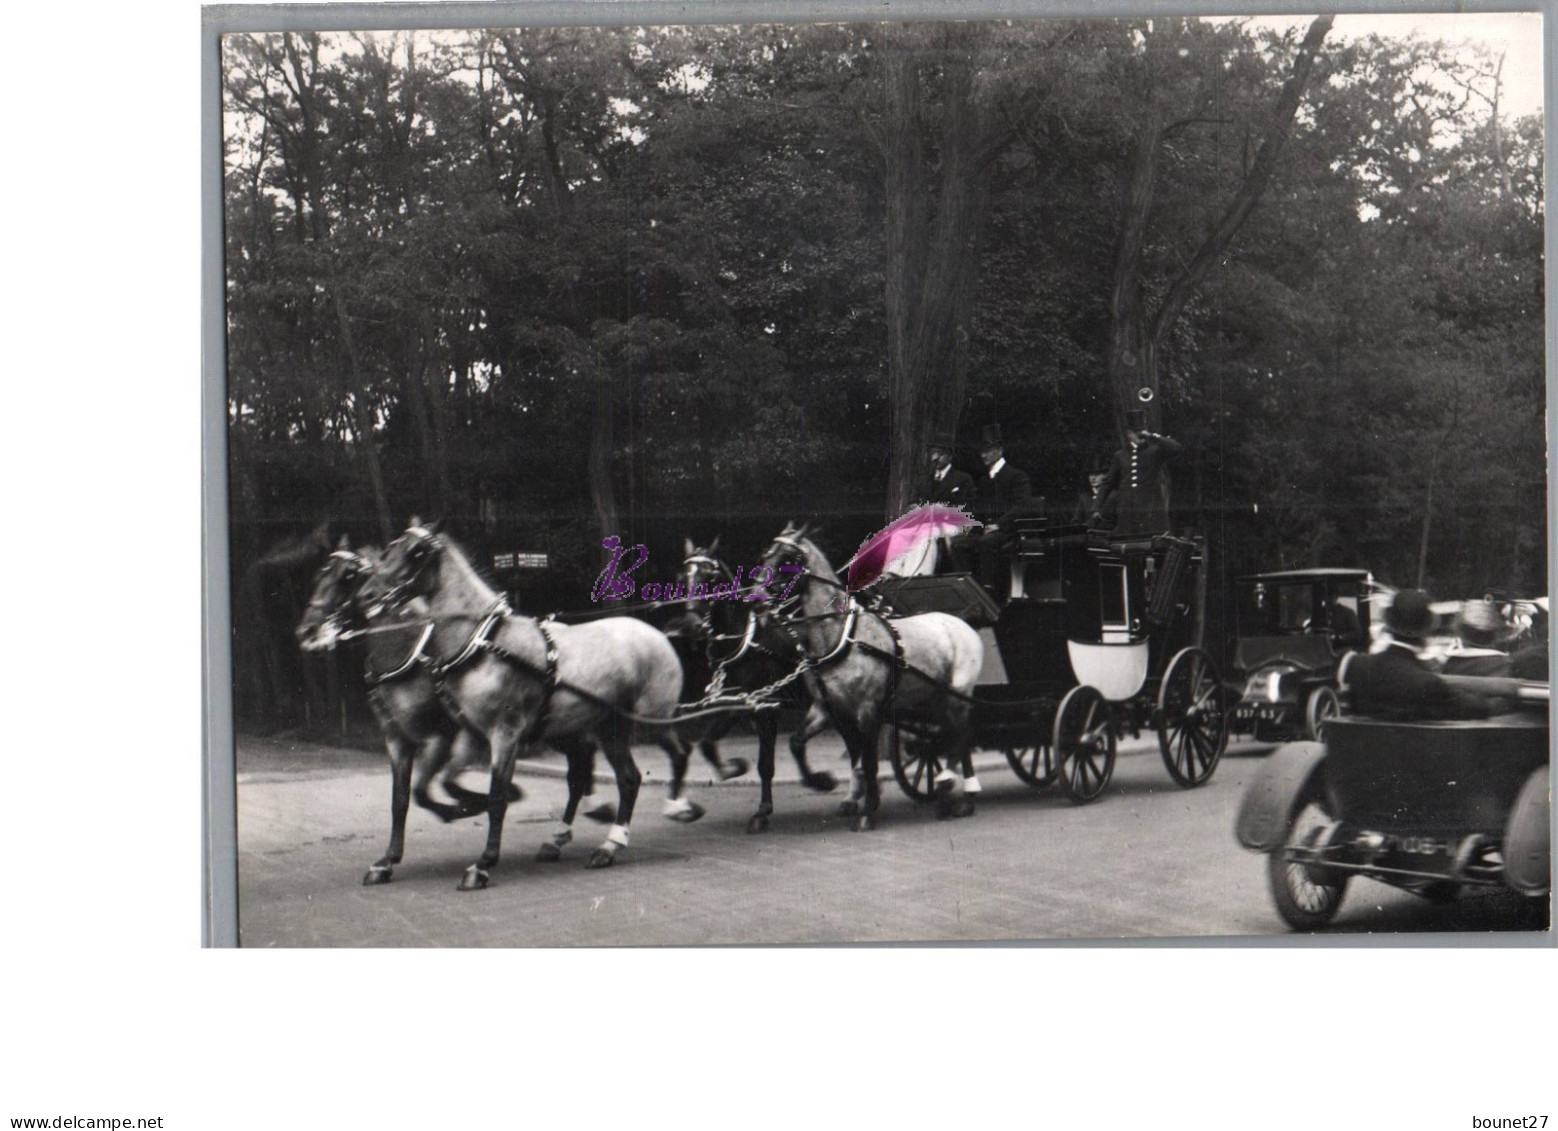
[844,504,980,591]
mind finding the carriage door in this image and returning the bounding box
[1099,560,1135,644]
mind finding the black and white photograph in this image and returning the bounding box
[214,9,1551,949]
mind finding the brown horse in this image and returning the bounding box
[371,523,703,890]
[757,524,984,830]
[675,540,838,833]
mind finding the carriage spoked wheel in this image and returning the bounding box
[1053,685,1117,804]
[1268,800,1349,930]
[1156,646,1228,788]
[1004,740,1059,790]
[883,723,944,802]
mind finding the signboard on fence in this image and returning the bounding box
[493,552,549,571]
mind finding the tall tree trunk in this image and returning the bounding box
[330,289,395,542]
[881,31,1008,516]
[1106,16,1333,439]
[588,361,619,561]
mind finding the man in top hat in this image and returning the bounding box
[1072,452,1116,529]
[1342,590,1493,720]
[1095,410,1183,536]
[973,423,1034,529]
[969,424,1035,597]
[916,432,975,509]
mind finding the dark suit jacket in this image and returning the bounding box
[1345,643,1492,721]
[1098,434,1183,535]
[917,466,976,509]
[975,461,1033,527]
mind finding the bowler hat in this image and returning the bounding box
[980,424,1003,448]
[929,431,956,452]
[1454,599,1506,648]
[1384,589,1435,642]
[1085,452,1111,477]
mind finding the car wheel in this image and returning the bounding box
[1268,800,1349,930]
[1304,686,1340,741]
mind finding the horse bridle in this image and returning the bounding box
[303,549,374,642]
[369,526,443,616]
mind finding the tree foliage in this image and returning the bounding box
[221,22,1545,726]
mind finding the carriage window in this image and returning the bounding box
[1277,586,1313,632]
[1099,563,1129,629]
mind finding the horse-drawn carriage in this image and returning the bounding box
[868,519,1229,805]
[1235,677,1550,930]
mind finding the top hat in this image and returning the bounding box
[1384,589,1435,642]
[928,431,956,452]
[1085,452,1111,478]
[1454,599,1506,648]
[1124,409,1148,432]
[979,424,1003,449]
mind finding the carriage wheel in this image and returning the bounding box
[1054,685,1117,805]
[1156,647,1228,788]
[1268,801,1349,931]
[884,724,944,802]
[1304,686,1340,741]
[1004,741,1059,790]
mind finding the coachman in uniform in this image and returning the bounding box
[1095,409,1182,536]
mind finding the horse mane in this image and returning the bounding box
[432,533,504,602]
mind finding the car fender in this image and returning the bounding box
[1234,741,1328,852]
[1502,765,1550,895]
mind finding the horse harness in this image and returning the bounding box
[365,598,561,744]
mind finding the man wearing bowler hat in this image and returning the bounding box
[1342,589,1493,720]
[1072,452,1116,529]
[1095,409,1182,536]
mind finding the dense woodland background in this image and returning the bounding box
[222,19,1546,732]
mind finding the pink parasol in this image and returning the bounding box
[844,504,980,591]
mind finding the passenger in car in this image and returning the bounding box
[1342,590,1493,721]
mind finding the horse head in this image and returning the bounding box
[296,536,375,651]
[372,520,446,615]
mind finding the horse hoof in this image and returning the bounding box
[362,866,393,886]
[853,814,876,832]
[838,800,859,817]
[806,771,839,793]
[747,813,770,834]
[718,758,749,781]
[667,801,706,824]
[587,849,616,869]
[582,803,616,824]
[458,866,490,891]
[536,842,562,862]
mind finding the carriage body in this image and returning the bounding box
[1235,703,1551,929]
[1227,568,1372,743]
[878,519,1227,803]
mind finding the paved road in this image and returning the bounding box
[235,732,1539,946]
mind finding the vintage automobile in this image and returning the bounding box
[1235,675,1550,930]
[1227,569,1373,742]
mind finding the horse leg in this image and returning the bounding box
[935,708,978,820]
[538,738,598,862]
[410,731,468,823]
[365,733,416,884]
[791,703,838,793]
[458,721,524,891]
[848,717,881,832]
[440,729,521,816]
[748,711,778,834]
[660,733,705,823]
[589,739,641,869]
[699,715,748,781]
